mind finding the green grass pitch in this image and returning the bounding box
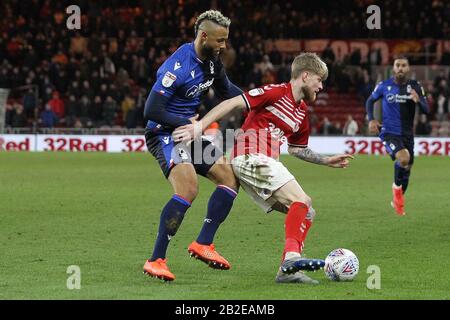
[0,152,449,299]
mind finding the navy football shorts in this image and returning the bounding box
[381,133,414,165]
[145,129,223,178]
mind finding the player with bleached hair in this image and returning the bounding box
[142,10,243,281]
[173,53,353,284]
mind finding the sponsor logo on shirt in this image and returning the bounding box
[386,93,412,103]
[185,78,214,98]
[386,93,395,103]
[265,122,285,139]
[265,106,299,132]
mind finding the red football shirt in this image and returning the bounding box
[232,83,309,159]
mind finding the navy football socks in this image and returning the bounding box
[196,185,237,245]
[150,195,191,261]
[394,161,411,193]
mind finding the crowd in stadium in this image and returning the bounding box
[1,0,449,135]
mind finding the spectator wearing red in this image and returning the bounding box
[7,36,22,57]
[48,91,65,119]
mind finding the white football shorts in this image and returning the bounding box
[231,153,295,213]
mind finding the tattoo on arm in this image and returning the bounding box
[289,147,327,165]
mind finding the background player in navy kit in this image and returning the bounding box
[366,57,429,216]
[142,10,242,281]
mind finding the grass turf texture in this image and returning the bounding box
[0,152,449,299]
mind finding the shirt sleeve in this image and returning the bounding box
[370,81,384,101]
[366,81,384,121]
[143,90,191,128]
[241,86,281,112]
[414,81,429,114]
[287,112,310,148]
[151,59,186,99]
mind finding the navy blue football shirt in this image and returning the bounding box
[366,77,429,137]
[146,42,241,132]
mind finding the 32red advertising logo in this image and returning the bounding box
[0,137,31,151]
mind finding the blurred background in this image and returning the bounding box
[0,0,449,136]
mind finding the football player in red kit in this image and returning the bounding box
[173,52,353,284]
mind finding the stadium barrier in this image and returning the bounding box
[1,134,449,156]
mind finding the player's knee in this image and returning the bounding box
[177,184,199,202]
[397,150,411,168]
[294,194,312,208]
[221,175,239,192]
[214,167,239,191]
[304,195,312,208]
[399,157,410,168]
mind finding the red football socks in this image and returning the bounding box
[299,218,312,254]
[283,202,309,258]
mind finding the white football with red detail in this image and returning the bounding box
[324,248,359,281]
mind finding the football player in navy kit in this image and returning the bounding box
[366,57,429,216]
[142,10,242,281]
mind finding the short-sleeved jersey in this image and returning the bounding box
[147,42,236,133]
[232,83,309,159]
[369,77,427,137]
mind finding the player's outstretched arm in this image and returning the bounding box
[172,95,246,142]
[288,146,354,168]
[201,95,246,129]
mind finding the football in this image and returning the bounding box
[324,248,359,281]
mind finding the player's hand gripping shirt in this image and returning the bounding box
[234,83,309,159]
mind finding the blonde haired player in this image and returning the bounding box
[174,53,353,284]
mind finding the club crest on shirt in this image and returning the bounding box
[162,71,177,88]
[248,88,264,96]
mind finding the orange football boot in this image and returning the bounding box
[188,241,231,270]
[391,183,406,216]
[143,258,175,281]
